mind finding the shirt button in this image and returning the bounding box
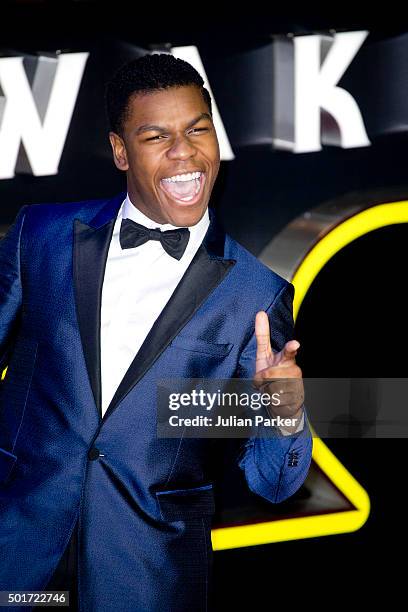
[88,447,101,461]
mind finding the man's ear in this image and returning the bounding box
[109,132,129,171]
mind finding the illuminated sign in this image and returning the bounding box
[0,52,89,179]
[272,30,371,152]
[0,30,373,180]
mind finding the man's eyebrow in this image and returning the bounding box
[185,112,213,128]
[134,113,212,136]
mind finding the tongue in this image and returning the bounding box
[162,178,197,199]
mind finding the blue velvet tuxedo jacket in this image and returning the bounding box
[0,192,312,611]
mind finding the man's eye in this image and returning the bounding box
[146,135,167,141]
[145,128,208,142]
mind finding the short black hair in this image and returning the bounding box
[105,53,212,135]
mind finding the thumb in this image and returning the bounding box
[277,340,300,365]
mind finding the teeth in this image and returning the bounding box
[179,179,201,201]
[162,171,202,183]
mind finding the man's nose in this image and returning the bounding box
[166,134,197,160]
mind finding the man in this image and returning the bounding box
[0,54,312,611]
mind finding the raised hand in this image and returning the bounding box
[253,311,304,426]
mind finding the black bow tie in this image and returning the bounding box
[119,218,190,260]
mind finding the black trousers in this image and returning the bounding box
[44,522,79,611]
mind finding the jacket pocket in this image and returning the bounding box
[170,336,233,357]
[156,483,215,521]
[0,446,17,484]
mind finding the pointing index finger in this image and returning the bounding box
[255,311,273,370]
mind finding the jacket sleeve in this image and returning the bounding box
[235,281,313,504]
[0,206,28,373]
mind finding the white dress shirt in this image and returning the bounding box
[100,194,210,416]
[100,193,304,434]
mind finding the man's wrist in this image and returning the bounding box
[275,406,305,436]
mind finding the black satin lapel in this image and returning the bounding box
[73,218,116,418]
[103,245,236,421]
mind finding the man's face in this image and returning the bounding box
[109,85,220,227]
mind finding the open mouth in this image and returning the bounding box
[160,171,206,205]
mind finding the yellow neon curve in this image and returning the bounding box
[292,201,408,318]
[212,425,370,550]
[212,200,408,550]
